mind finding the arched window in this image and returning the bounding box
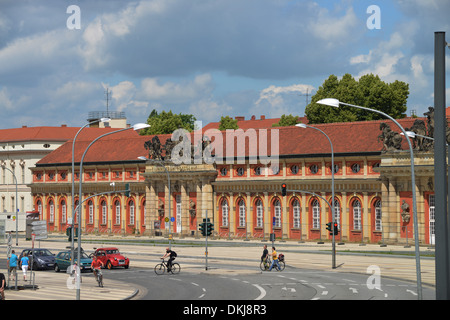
[255,199,263,228]
[374,200,382,231]
[115,200,121,225]
[101,200,107,225]
[61,199,66,224]
[222,199,229,227]
[238,199,246,227]
[292,199,300,228]
[129,200,135,225]
[353,200,361,230]
[88,200,94,224]
[274,199,281,228]
[333,199,341,229]
[312,199,320,229]
[37,200,42,220]
[49,199,54,223]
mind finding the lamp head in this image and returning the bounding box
[295,123,308,129]
[137,156,147,161]
[317,98,340,108]
[100,118,111,122]
[131,123,150,131]
[400,131,416,138]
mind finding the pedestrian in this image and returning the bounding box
[261,245,269,269]
[7,250,18,281]
[20,253,29,281]
[269,247,280,271]
[0,270,5,300]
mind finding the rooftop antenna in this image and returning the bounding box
[299,88,314,106]
[105,88,111,115]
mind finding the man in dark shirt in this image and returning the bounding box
[261,245,269,262]
[162,248,177,271]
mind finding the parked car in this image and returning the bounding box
[19,248,55,270]
[93,247,130,269]
[54,250,92,272]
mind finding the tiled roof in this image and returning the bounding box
[0,126,117,143]
[201,115,308,131]
[37,117,423,166]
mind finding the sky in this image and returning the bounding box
[0,0,449,129]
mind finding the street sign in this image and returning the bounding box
[171,217,175,222]
[31,220,48,240]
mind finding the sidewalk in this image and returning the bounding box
[0,234,436,300]
[3,270,139,300]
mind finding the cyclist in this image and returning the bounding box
[161,248,177,272]
[269,247,280,271]
[261,245,269,268]
[91,255,104,283]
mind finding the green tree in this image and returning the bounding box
[219,116,239,130]
[272,114,300,127]
[140,109,197,135]
[305,73,409,123]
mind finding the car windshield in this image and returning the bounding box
[73,252,90,260]
[106,249,119,254]
[33,249,52,256]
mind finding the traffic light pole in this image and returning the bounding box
[205,226,209,271]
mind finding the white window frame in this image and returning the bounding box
[353,200,361,230]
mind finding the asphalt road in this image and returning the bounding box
[99,260,435,300]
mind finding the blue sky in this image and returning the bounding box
[0,0,449,129]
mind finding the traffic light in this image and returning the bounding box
[125,183,130,197]
[199,222,206,236]
[281,183,287,196]
[206,222,214,236]
[326,222,332,234]
[333,222,339,235]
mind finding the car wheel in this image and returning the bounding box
[55,264,60,272]
[124,264,129,269]
[106,261,112,269]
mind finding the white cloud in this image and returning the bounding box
[308,7,359,46]
[140,73,214,103]
[256,84,314,105]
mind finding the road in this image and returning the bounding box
[95,259,435,300]
[0,236,436,301]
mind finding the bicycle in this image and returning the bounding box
[154,259,180,275]
[260,256,285,272]
[93,268,103,287]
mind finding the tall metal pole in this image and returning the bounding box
[318,98,423,299]
[76,126,137,300]
[296,124,335,268]
[434,31,449,300]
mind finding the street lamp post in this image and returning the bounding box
[295,123,337,268]
[138,156,172,249]
[71,118,110,270]
[3,167,18,246]
[317,98,422,300]
[75,123,149,300]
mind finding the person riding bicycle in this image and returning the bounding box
[161,248,177,272]
[91,255,104,281]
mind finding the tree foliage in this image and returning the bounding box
[219,116,239,130]
[272,114,300,127]
[140,109,197,135]
[305,73,409,124]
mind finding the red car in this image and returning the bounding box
[93,247,130,269]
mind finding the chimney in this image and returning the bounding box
[260,115,265,120]
[235,116,245,121]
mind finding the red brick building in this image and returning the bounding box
[29,116,437,244]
